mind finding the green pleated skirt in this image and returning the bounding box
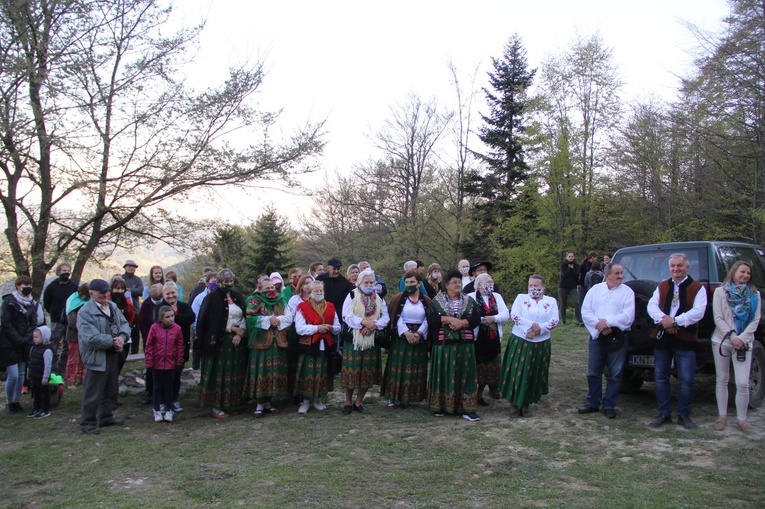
[294,352,333,399]
[341,345,382,390]
[427,341,478,414]
[243,343,288,401]
[499,335,551,407]
[199,332,247,410]
[380,337,429,404]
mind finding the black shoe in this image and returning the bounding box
[353,404,366,414]
[603,409,616,419]
[648,415,672,428]
[99,418,124,427]
[140,393,152,405]
[677,415,697,430]
[477,398,490,407]
[342,405,352,416]
[489,387,501,400]
[520,405,532,417]
[28,409,41,418]
[12,402,24,412]
[82,426,100,435]
[462,412,481,422]
[577,404,599,414]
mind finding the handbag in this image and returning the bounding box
[326,344,343,376]
[374,329,391,349]
[598,328,626,352]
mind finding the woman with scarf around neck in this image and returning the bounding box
[244,277,293,417]
[712,261,761,434]
[380,270,430,408]
[1,275,46,414]
[340,269,390,415]
[500,275,559,417]
[426,268,482,421]
[294,281,341,414]
[64,284,91,387]
[196,268,248,419]
[467,273,510,407]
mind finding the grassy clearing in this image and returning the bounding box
[1,325,763,508]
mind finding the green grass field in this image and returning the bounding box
[1,324,763,508]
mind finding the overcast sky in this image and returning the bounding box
[171,0,730,225]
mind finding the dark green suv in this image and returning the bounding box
[612,241,765,408]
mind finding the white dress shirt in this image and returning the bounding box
[647,276,707,327]
[581,282,635,339]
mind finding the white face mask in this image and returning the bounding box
[431,272,441,280]
[529,287,543,299]
[459,266,469,275]
[359,285,375,295]
[311,293,324,302]
[481,283,494,295]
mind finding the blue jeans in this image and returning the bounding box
[4,362,26,404]
[586,335,629,410]
[654,346,696,418]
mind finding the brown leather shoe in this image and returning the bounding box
[713,416,727,431]
[737,421,754,434]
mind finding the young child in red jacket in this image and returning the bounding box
[145,306,185,423]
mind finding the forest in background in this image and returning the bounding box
[204,1,765,296]
[2,1,764,298]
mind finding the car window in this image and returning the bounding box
[616,248,708,282]
[717,246,765,288]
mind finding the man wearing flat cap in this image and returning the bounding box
[462,261,503,296]
[316,258,353,322]
[78,279,131,434]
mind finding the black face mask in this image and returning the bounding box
[21,287,33,296]
[59,273,71,282]
[111,293,126,307]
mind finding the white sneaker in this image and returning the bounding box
[153,410,163,422]
[313,399,326,411]
[298,400,310,414]
[164,410,174,423]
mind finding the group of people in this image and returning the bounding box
[1,252,758,435]
[575,253,758,434]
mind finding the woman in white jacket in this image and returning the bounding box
[499,274,559,417]
[712,261,760,434]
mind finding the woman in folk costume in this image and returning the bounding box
[500,274,559,417]
[196,268,248,419]
[286,274,313,398]
[426,268,483,421]
[294,281,341,414]
[380,269,430,408]
[467,273,510,407]
[244,277,293,417]
[340,269,390,415]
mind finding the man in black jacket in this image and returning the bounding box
[462,261,502,296]
[558,252,580,325]
[316,258,353,322]
[42,262,78,372]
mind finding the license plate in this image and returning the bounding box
[630,355,654,367]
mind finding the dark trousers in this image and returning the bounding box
[173,365,183,402]
[130,326,141,354]
[152,369,175,411]
[31,380,51,412]
[80,351,120,429]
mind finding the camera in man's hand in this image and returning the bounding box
[737,344,748,362]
